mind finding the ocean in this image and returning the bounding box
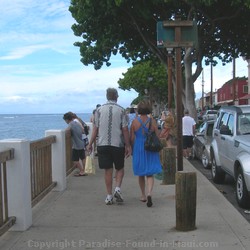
[0,113,92,141]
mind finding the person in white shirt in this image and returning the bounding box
[182,109,196,159]
[87,88,131,205]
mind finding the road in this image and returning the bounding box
[188,158,250,223]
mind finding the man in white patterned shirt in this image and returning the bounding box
[87,88,131,205]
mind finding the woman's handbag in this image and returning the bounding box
[85,155,95,174]
[144,119,163,152]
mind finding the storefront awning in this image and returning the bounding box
[239,94,250,100]
[216,99,234,105]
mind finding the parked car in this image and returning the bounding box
[202,110,218,121]
[193,119,215,169]
[210,105,250,208]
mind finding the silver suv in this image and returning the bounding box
[210,105,250,208]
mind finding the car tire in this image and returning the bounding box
[236,168,250,208]
[211,151,225,184]
[201,148,210,169]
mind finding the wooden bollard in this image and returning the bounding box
[175,171,197,231]
[160,146,176,185]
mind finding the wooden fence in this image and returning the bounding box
[30,136,57,207]
[0,149,16,236]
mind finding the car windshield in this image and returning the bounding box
[237,114,250,135]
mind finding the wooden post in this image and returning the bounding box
[175,171,197,231]
[167,52,173,109]
[160,147,176,185]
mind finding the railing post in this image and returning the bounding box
[0,139,32,231]
[45,130,66,191]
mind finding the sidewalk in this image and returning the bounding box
[1,157,250,249]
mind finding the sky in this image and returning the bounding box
[194,58,249,97]
[0,0,138,114]
[0,0,249,114]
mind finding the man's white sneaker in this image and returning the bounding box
[114,190,124,202]
[105,196,113,205]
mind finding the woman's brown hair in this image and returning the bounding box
[137,100,152,115]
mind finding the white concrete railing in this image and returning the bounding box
[0,139,32,231]
[0,122,93,232]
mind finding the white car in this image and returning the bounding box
[210,105,250,208]
[202,110,218,121]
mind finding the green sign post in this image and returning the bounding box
[157,20,198,48]
[157,20,198,171]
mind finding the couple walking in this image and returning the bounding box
[87,88,162,207]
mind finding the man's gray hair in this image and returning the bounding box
[106,88,118,101]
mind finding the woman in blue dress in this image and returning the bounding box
[130,100,162,207]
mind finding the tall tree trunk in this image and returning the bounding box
[184,50,197,120]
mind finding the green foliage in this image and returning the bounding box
[69,0,250,70]
[118,59,168,104]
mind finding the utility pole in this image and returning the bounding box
[210,62,213,108]
[233,58,236,104]
[160,18,198,171]
[157,19,197,171]
[167,48,173,109]
[202,70,204,110]
[175,23,183,171]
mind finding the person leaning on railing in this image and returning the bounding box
[63,112,87,177]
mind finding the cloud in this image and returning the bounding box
[2,0,247,114]
[0,45,52,60]
[0,0,139,114]
[0,66,138,114]
[0,0,74,60]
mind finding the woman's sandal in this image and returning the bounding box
[74,173,88,177]
[146,195,153,207]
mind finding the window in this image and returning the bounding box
[227,114,234,135]
[207,123,214,136]
[243,85,248,93]
[207,110,217,115]
[238,114,250,135]
[217,112,229,130]
[199,122,206,133]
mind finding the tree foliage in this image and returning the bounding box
[69,0,250,116]
[69,0,250,68]
[118,59,168,105]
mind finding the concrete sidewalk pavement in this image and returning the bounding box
[1,157,250,249]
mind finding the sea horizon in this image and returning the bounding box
[0,113,92,141]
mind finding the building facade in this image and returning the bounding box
[217,77,248,106]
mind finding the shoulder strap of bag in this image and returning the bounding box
[148,118,152,131]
